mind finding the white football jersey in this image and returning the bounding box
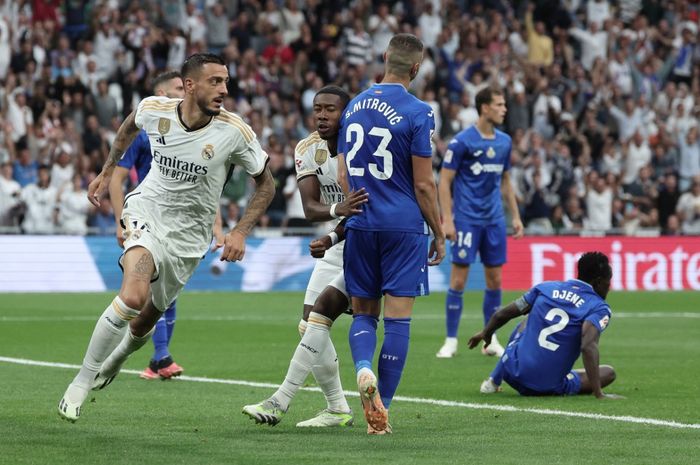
[128,96,268,257]
[294,132,345,224]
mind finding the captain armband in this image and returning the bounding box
[514,296,530,314]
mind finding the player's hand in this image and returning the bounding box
[211,228,226,252]
[309,235,332,258]
[87,170,112,207]
[468,330,489,349]
[512,218,524,239]
[220,229,246,262]
[443,218,456,242]
[334,188,369,217]
[116,228,125,248]
[428,235,446,266]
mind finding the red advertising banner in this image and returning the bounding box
[502,237,700,291]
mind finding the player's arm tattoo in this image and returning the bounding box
[234,166,275,236]
[104,112,140,171]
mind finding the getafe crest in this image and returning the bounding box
[202,144,215,160]
[158,118,170,135]
[487,147,496,158]
[458,249,467,259]
[314,149,328,165]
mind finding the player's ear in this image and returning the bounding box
[409,63,420,80]
[184,76,196,94]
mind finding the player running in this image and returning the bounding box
[435,87,523,359]
[242,86,368,428]
[58,53,275,422]
[338,33,445,434]
[468,251,619,398]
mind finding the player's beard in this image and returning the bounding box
[198,94,221,116]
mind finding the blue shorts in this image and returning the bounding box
[503,369,581,396]
[450,220,506,266]
[343,228,429,299]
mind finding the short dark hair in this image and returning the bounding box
[181,53,226,78]
[151,71,182,92]
[475,87,504,115]
[577,252,612,284]
[315,85,351,109]
[386,33,424,76]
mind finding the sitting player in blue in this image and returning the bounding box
[468,251,618,398]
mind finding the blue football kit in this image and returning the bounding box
[493,279,612,395]
[339,82,435,299]
[340,82,435,409]
[442,125,512,266]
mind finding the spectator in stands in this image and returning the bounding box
[657,174,681,233]
[12,146,38,187]
[677,125,700,191]
[676,178,700,234]
[0,161,21,228]
[57,173,91,235]
[585,173,613,232]
[19,164,56,234]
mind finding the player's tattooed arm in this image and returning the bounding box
[234,166,275,237]
[87,112,140,207]
[104,112,140,172]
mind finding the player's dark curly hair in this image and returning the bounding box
[315,86,351,109]
[475,87,504,115]
[577,251,612,284]
[181,53,225,78]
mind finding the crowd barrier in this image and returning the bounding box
[1,235,698,292]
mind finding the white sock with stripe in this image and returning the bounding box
[273,313,334,411]
[100,326,155,378]
[72,297,139,388]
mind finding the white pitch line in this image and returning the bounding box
[1,312,699,322]
[1,355,699,431]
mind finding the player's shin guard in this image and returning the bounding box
[72,297,139,388]
[378,317,411,409]
[483,289,502,325]
[445,288,464,337]
[348,314,379,374]
[274,313,332,411]
[99,325,155,380]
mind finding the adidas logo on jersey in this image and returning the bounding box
[156,135,167,145]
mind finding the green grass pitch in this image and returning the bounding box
[0,291,698,465]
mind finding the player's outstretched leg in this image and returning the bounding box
[349,313,387,431]
[58,296,139,422]
[93,326,155,390]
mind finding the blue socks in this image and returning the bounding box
[378,317,411,409]
[483,289,501,325]
[348,314,378,373]
[153,302,177,362]
[445,288,463,337]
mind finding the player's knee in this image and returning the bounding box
[600,365,616,384]
[118,291,148,312]
[450,276,467,291]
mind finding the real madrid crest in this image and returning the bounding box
[314,149,328,165]
[202,144,215,160]
[158,118,170,135]
[487,146,496,158]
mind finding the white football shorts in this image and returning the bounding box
[304,242,348,306]
[119,208,201,312]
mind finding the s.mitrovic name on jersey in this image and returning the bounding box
[344,97,404,126]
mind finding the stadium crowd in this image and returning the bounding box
[0,0,699,236]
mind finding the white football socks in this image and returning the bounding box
[274,312,349,412]
[71,297,139,388]
[100,326,155,379]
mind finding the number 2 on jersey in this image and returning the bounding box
[345,123,393,180]
[537,308,569,351]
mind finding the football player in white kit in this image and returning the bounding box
[58,54,275,422]
[243,86,368,427]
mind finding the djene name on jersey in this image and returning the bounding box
[551,289,585,308]
[153,150,209,183]
[344,98,403,125]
